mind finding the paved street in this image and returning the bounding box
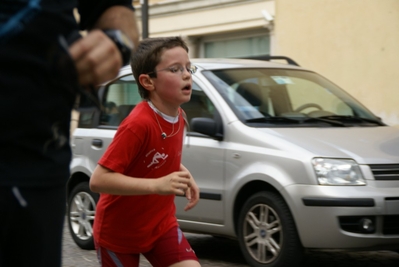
[62,218,399,267]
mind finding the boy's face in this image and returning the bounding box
[149,46,192,108]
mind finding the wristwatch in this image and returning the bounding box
[103,29,134,66]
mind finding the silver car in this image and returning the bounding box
[68,57,399,267]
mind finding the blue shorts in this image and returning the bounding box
[96,226,199,267]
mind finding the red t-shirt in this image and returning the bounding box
[93,101,185,253]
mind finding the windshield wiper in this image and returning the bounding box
[245,116,299,123]
[245,115,382,127]
[299,117,347,127]
[315,115,385,126]
[245,116,345,126]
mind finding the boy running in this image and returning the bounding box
[90,36,201,267]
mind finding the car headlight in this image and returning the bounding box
[312,158,366,185]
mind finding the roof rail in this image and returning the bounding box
[239,55,300,66]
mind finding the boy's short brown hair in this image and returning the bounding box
[131,36,189,99]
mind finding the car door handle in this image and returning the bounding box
[92,139,103,148]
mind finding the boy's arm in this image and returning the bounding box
[180,164,200,211]
[90,164,192,196]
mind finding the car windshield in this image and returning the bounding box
[202,68,384,127]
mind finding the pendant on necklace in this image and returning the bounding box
[161,132,167,139]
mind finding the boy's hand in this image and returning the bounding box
[179,164,200,211]
[156,171,192,196]
[183,175,200,211]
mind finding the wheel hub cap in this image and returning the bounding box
[243,203,282,264]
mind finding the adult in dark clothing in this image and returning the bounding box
[0,1,139,266]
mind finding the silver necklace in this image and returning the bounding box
[148,101,181,139]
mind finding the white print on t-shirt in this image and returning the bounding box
[147,151,168,168]
[186,248,195,253]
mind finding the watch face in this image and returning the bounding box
[119,31,134,50]
[103,29,133,66]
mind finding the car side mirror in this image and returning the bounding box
[191,117,223,141]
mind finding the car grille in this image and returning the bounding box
[383,215,399,235]
[339,215,399,235]
[368,164,399,180]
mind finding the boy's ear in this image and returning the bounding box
[138,74,154,91]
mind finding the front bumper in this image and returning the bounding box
[283,182,399,250]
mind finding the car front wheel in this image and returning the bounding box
[238,191,303,267]
[67,182,99,250]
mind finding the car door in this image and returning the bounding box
[175,82,225,225]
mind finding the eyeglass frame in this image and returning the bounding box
[147,64,198,77]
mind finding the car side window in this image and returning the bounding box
[100,74,141,127]
[181,82,217,131]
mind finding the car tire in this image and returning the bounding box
[238,191,303,267]
[67,182,99,250]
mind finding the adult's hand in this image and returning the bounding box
[69,5,139,87]
[69,30,122,86]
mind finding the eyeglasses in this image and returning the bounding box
[147,65,198,76]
